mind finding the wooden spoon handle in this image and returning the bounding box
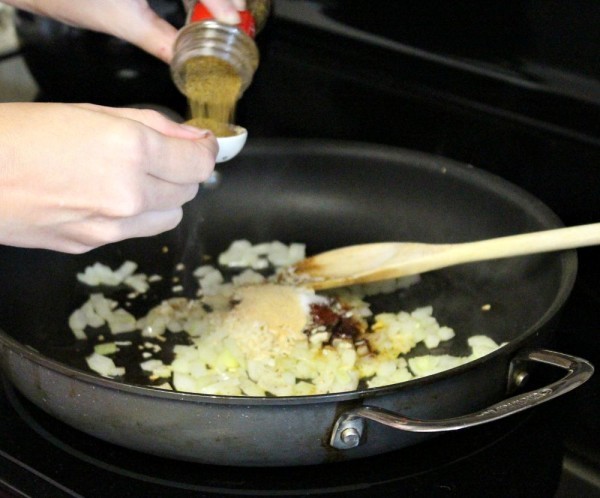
[444,222,600,266]
[299,222,600,290]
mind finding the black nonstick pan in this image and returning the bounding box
[0,140,592,466]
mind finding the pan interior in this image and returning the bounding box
[0,141,575,390]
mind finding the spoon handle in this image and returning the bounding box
[300,222,600,290]
[446,222,600,265]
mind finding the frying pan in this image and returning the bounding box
[0,140,593,466]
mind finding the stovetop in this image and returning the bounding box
[2,1,600,496]
[0,375,581,497]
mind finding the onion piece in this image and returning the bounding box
[86,353,125,378]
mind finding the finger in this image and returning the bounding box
[231,0,247,11]
[107,208,185,240]
[139,178,200,212]
[28,207,186,254]
[72,103,218,184]
[64,208,186,251]
[202,0,242,24]
[114,4,179,63]
[73,104,212,140]
[129,17,178,63]
[143,131,218,185]
[72,103,217,185]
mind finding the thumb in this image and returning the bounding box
[122,9,179,63]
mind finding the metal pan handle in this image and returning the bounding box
[330,349,594,449]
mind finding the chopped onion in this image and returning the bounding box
[77,260,150,294]
[71,240,503,396]
[86,353,125,378]
[93,342,119,355]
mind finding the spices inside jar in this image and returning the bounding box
[183,56,242,137]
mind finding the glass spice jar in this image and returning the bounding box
[171,0,271,99]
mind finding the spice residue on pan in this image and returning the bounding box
[68,240,503,396]
[228,284,310,348]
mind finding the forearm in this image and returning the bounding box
[1,0,246,63]
[2,0,178,62]
[1,1,116,30]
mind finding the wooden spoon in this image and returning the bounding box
[291,223,600,290]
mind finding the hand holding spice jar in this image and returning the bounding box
[171,0,272,137]
[0,0,242,254]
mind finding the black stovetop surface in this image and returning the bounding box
[3,1,600,496]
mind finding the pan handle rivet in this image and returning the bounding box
[340,427,361,446]
[513,371,529,387]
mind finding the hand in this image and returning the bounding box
[3,0,247,62]
[0,103,217,253]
